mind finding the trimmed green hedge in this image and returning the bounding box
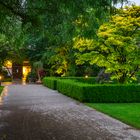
[42,77,57,90]
[83,84,140,103]
[57,79,84,101]
[42,77,96,90]
[43,77,140,103]
[57,80,140,103]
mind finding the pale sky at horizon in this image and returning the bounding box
[130,0,140,5]
[117,0,140,8]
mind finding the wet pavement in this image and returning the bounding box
[0,84,140,140]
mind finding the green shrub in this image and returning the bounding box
[43,77,96,89]
[43,77,140,103]
[2,77,12,82]
[42,77,57,90]
[0,86,4,96]
[82,84,140,103]
[57,79,85,101]
[26,71,37,83]
[76,77,96,84]
[57,78,140,103]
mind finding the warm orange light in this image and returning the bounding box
[0,76,2,80]
[4,60,12,68]
[23,66,31,78]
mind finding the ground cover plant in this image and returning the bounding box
[86,103,140,129]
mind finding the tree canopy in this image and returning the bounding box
[1,0,136,80]
[74,6,140,83]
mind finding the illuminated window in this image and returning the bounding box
[23,66,31,78]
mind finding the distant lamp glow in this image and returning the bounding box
[85,75,88,78]
[22,66,31,79]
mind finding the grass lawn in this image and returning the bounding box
[0,86,4,96]
[86,103,140,129]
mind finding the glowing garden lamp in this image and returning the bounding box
[85,75,88,78]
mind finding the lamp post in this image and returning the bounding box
[0,76,2,86]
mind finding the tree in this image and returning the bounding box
[33,61,43,83]
[0,0,28,70]
[74,6,140,83]
[39,0,125,76]
[0,0,129,77]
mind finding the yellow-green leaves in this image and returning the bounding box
[73,37,95,52]
[74,5,140,83]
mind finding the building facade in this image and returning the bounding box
[4,60,31,80]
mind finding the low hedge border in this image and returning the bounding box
[43,77,140,103]
[58,80,140,103]
[57,79,84,101]
[42,77,57,90]
[42,77,96,90]
[83,84,140,103]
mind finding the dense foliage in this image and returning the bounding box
[74,6,140,83]
[1,0,139,83]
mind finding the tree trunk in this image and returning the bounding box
[118,73,126,84]
[36,69,41,83]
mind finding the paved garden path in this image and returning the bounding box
[0,84,140,140]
